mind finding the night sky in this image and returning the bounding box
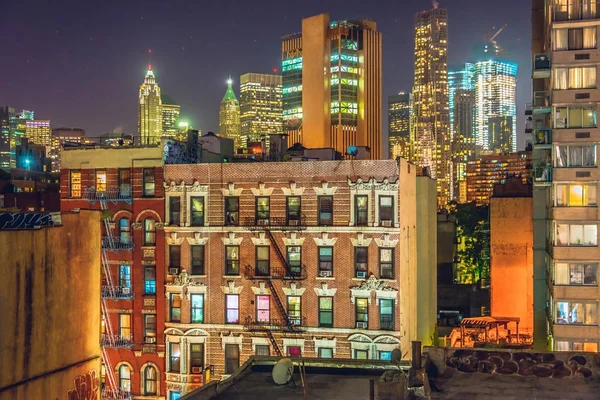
[1,0,531,148]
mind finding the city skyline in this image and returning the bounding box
[1,0,531,151]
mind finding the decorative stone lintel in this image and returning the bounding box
[282,181,305,196]
[164,181,186,192]
[282,282,306,296]
[250,183,274,196]
[250,232,271,246]
[221,183,244,197]
[375,234,398,248]
[132,222,142,230]
[351,232,373,247]
[167,232,185,245]
[155,222,165,230]
[221,280,243,294]
[222,232,243,246]
[314,283,337,297]
[314,232,337,247]
[251,282,271,295]
[313,181,337,196]
[186,181,209,192]
[282,232,304,246]
[350,289,371,304]
[220,332,243,350]
[187,232,209,246]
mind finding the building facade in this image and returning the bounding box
[161,95,181,140]
[219,79,241,152]
[60,145,167,399]
[449,63,475,140]
[281,13,383,159]
[0,106,16,170]
[139,67,163,145]
[532,0,600,352]
[25,119,51,149]
[388,93,412,160]
[453,89,477,203]
[161,159,436,398]
[466,150,532,205]
[412,6,451,206]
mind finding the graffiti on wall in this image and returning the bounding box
[67,370,100,400]
[0,212,61,230]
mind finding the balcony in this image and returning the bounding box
[101,389,131,400]
[243,315,307,332]
[101,334,133,348]
[533,165,553,185]
[552,2,600,22]
[534,129,552,148]
[241,216,307,231]
[533,92,551,114]
[102,237,134,252]
[243,264,307,280]
[533,53,551,79]
[101,285,133,300]
[83,186,132,204]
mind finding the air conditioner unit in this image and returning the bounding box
[381,220,392,227]
[289,219,298,226]
[356,271,367,279]
[191,366,203,374]
[169,268,180,275]
[145,337,156,344]
[121,287,131,295]
[356,322,368,329]
[319,270,332,278]
[257,219,268,226]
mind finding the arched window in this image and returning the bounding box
[118,365,131,393]
[144,218,156,246]
[144,366,158,395]
[119,218,131,244]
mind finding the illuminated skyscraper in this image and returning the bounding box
[240,73,283,149]
[452,89,477,202]
[161,94,180,140]
[282,13,383,159]
[388,93,412,160]
[25,119,51,148]
[412,6,451,206]
[219,78,241,151]
[449,63,475,139]
[474,60,518,152]
[138,66,162,144]
[0,106,15,170]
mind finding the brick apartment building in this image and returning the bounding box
[161,158,437,399]
[60,145,166,400]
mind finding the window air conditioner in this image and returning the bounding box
[191,366,203,374]
[319,270,332,278]
[145,337,156,344]
[356,271,367,279]
[381,220,392,227]
[356,322,368,329]
[121,287,131,295]
[169,268,180,275]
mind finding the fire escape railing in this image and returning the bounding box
[84,186,132,204]
[101,237,134,252]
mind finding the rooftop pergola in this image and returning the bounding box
[459,316,521,346]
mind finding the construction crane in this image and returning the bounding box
[484,24,508,56]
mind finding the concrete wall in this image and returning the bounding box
[0,210,101,399]
[490,197,533,331]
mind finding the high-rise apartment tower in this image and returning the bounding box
[240,73,283,149]
[138,66,163,145]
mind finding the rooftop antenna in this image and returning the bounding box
[148,48,152,70]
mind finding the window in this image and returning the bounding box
[318,247,333,276]
[286,246,302,276]
[355,247,368,277]
[191,245,205,275]
[256,196,270,223]
[119,314,131,340]
[225,246,240,275]
[318,195,333,225]
[95,170,106,192]
[555,144,597,168]
[379,196,394,225]
[318,297,333,327]
[556,301,598,325]
[226,294,239,324]
[169,245,181,269]
[355,298,368,328]
[380,299,394,330]
[555,223,598,246]
[170,393,181,400]
[144,218,156,246]
[143,168,155,197]
[286,196,301,224]
[144,366,157,395]
[119,218,131,245]
[354,349,369,360]
[191,294,204,323]
[554,105,597,128]
[170,294,181,322]
[287,296,301,325]
[256,295,270,322]
[318,348,333,358]
[255,345,270,356]
[119,265,131,289]
[553,66,596,89]
[379,248,394,279]
[554,27,597,50]
[144,266,156,294]
[169,196,181,225]
[225,344,240,374]
[379,351,392,361]
[256,246,270,276]
[119,365,131,392]
[555,263,598,285]
[190,196,204,226]
[555,184,597,206]
[190,343,204,370]
[225,197,239,226]
[355,195,368,226]
[169,343,181,372]
[118,169,131,196]
[287,346,302,357]
[555,340,598,352]
[144,315,156,342]
[70,170,81,197]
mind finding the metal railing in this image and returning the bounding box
[533,92,551,109]
[83,186,132,203]
[533,53,551,70]
[243,264,306,280]
[533,166,553,183]
[101,334,133,348]
[552,1,600,22]
[534,129,552,146]
[101,285,133,300]
[241,215,308,230]
[102,237,134,251]
[243,315,307,331]
[101,389,132,400]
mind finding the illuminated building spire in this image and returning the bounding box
[219,77,241,150]
[138,53,162,145]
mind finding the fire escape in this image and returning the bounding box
[84,186,133,400]
[242,216,308,356]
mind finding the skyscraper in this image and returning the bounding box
[282,13,383,159]
[412,6,451,205]
[240,73,283,149]
[0,106,15,170]
[219,78,241,151]
[25,119,51,149]
[452,89,477,202]
[161,94,180,140]
[138,66,162,145]
[449,63,475,139]
[388,93,412,160]
[474,60,518,152]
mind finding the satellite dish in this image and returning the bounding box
[272,358,294,385]
[391,348,402,364]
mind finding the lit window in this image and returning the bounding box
[144,314,156,342]
[225,246,239,275]
[119,365,131,392]
[143,169,155,197]
[555,223,598,246]
[225,197,239,226]
[555,184,597,206]
[286,246,302,276]
[379,299,394,330]
[287,296,302,325]
[190,196,205,226]
[554,263,598,285]
[355,195,368,226]
[169,343,181,372]
[319,347,333,358]
[226,294,239,324]
[191,294,204,323]
[144,366,157,395]
[144,218,156,246]
[556,301,598,325]
[256,196,270,223]
[318,297,333,327]
[379,248,394,279]
[256,295,270,322]
[355,298,368,328]
[119,314,131,340]
[318,247,333,276]
[379,196,394,225]
[170,294,181,322]
[190,343,204,370]
[70,170,81,197]
[256,246,270,276]
[144,266,156,294]
[95,170,106,192]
